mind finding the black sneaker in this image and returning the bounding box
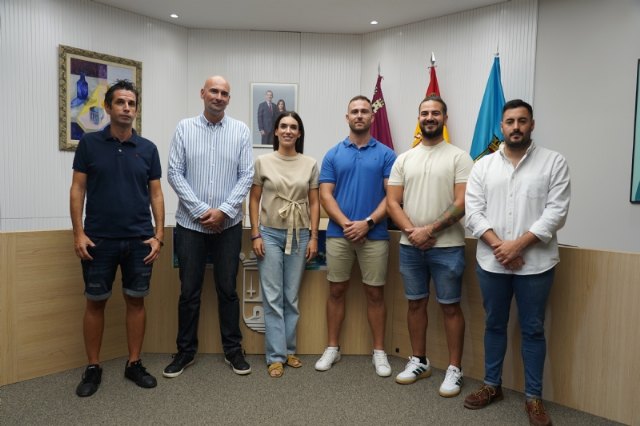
[76,364,102,397]
[224,349,252,375]
[124,359,157,388]
[163,352,195,378]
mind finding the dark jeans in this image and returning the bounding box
[476,265,555,398]
[175,223,243,356]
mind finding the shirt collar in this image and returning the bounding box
[101,125,139,145]
[341,136,378,149]
[498,141,536,160]
[200,113,226,128]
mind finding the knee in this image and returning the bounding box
[328,283,348,302]
[440,303,463,318]
[407,298,427,313]
[86,299,107,313]
[124,295,145,311]
[365,286,384,305]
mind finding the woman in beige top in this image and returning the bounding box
[249,112,320,378]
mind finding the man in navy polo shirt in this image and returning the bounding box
[70,80,165,397]
[314,95,397,377]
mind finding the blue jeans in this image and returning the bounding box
[476,266,555,398]
[399,245,465,303]
[257,226,309,364]
[174,223,243,356]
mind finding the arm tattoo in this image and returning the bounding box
[432,204,465,233]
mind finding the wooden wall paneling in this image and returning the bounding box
[0,233,17,384]
[12,231,128,382]
[545,248,640,423]
[3,229,639,423]
[142,232,181,354]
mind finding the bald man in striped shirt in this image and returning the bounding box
[165,76,254,378]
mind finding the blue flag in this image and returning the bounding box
[470,57,506,160]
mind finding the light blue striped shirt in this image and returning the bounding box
[168,113,254,233]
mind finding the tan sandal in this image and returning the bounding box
[286,354,302,368]
[268,362,284,378]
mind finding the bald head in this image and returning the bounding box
[203,75,230,92]
[200,75,231,122]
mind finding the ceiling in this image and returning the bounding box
[92,0,504,34]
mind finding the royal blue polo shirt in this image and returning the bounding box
[319,137,396,240]
[72,125,162,238]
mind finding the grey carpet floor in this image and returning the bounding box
[0,354,621,425]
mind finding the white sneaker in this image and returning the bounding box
[315,347,341,371]
[372,350,391,377]
[439,365,464,397]
[395,356,431,385]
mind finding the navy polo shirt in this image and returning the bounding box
[72,125,162,238]
[319,137,396,240]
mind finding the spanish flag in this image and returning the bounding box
[412,66,449,147]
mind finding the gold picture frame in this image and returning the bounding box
[58,45,142,151]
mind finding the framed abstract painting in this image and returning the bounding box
[58,45,142,151]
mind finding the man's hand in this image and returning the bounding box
[142,237,162,264]
[505,256,525,271]
[200,208,226,233]
[405,224,437,250]
[491,239,525,267]
[343,220,369,244]
[74,232,95,260]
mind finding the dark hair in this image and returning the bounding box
[503,99,533,118]
[104,79,139,108]
[419,95,447,115]
[348,95,372,107]
[273,111,305,154]
[277,99,286,110]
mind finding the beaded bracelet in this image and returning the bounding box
[151,236,164,246]
[251,234,262,241]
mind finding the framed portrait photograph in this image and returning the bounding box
[631,59,640,203]
[250,83,298,147]
[58,45,142,151]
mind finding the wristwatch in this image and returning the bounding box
[366,217,375,229]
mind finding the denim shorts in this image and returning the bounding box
[81,236,153,301]
[399,245,465,303]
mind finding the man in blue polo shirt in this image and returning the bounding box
[315,95,397,377]
[70,80,165,397]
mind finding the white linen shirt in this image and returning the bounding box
[168,114,254,233]
[465,143,570,275]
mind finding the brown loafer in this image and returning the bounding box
[463,384,504,409]
[525,398,552,426]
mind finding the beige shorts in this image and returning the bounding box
[326,238,389,286]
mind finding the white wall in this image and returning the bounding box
[0,0,188,231]
[361,0,538,155]
[8,0,636,254]
[534,0,640,252]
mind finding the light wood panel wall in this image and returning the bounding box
[1,229,639,424]
[143,231,396,356]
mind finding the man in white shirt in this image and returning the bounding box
[387,96,473,396]
[463,99,570,426]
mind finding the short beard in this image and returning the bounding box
[349,124,371,135]
[504,134,532,151]
[420,124,443,140]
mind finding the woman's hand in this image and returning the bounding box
[252,237,265,258]
[306,238,318,261]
